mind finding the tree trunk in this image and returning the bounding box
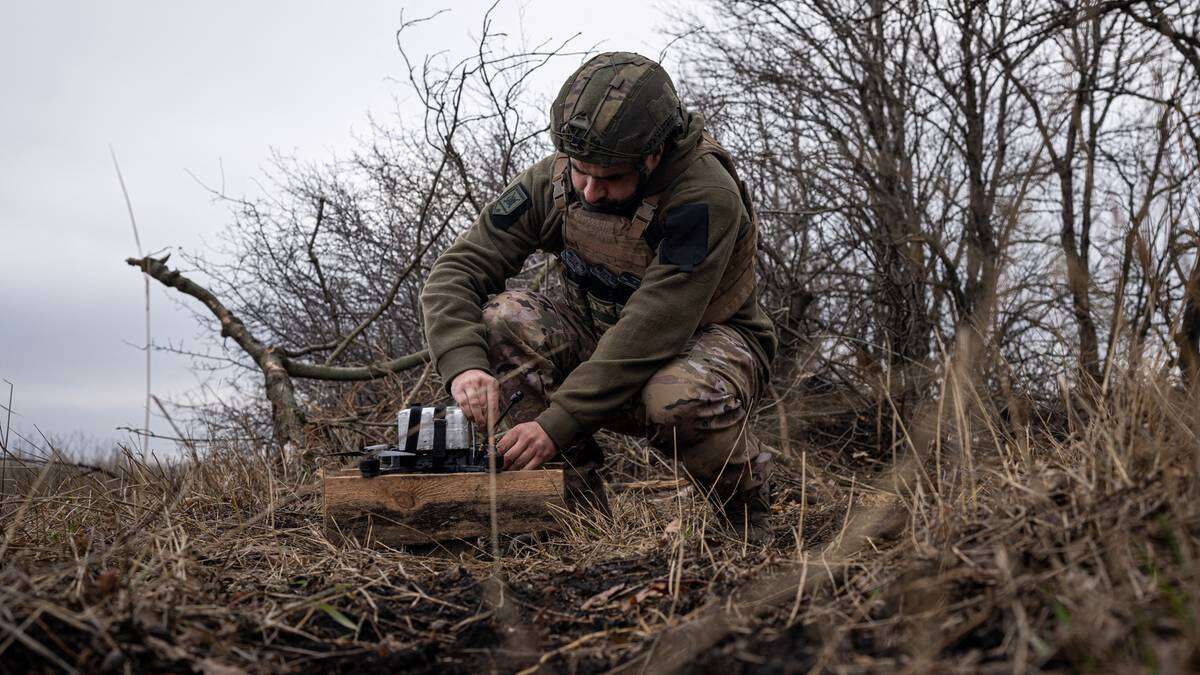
[260,348,306,452]
[1175,257,1200,388]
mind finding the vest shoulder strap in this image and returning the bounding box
[552,152,570,211]
[629,194,658,238]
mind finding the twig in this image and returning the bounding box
[110,146,151,457]
[323,194,465,365]
[488,386,500,566]
[305,196,343,334]
[0,616,79,675]
[2,379,11,451]
[609,479,688,492]
[1,379,11,497]
[125,254,431,449]
[517,628,636,675]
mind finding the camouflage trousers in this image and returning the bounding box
[481,289,772,514]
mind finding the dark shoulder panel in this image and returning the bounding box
[660,203,709,272]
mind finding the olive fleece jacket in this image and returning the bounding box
[419,112,778,450]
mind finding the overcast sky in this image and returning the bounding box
[0,1,672,457]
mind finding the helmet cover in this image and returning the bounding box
[550,52,683,165]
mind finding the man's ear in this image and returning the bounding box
[643,146,665,174]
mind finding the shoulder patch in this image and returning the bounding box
[489,183,532,230]
[660,203,709,272]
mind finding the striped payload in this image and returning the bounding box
[396,406,476,455]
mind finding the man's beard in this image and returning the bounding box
[579,194,640,216]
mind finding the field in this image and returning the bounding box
[4,0,1199,670]
[2,369,1198,674]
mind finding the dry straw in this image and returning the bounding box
[2,348,1197,671]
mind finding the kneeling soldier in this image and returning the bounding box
[420,52,778,540]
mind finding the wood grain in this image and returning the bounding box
[323,469,565,546]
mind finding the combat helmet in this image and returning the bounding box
[550,52,684,166]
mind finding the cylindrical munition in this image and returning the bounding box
[396,406,475,453]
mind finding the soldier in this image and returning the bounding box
[419,52,778,541]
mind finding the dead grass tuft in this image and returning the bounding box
[2,367,1198,673]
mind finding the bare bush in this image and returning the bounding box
[679,0,1200,425]
[137,10,581,454]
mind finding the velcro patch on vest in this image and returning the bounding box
[489,183,532,230]
[660,203,709,272]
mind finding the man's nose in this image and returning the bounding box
[583,178,606,203]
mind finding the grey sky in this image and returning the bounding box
[0,1,671,456]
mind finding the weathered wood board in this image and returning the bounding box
[323,468,565,546]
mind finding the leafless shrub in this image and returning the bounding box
[678,0,1200,432]
[135,9,584,455]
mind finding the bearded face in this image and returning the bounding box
[568,151,662,215]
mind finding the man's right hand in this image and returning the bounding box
[450,369,500,427]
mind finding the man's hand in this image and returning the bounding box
[498,421,558,470]
[450,369,499,427]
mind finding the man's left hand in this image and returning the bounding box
[498,421,558,470]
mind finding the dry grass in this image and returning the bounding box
[2,366,1198,673]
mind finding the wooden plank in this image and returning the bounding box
[323,469,564,546]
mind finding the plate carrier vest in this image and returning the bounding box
[551,132,759,333]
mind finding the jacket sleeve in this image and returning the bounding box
[420,155,560,390]
[534,180,747,448]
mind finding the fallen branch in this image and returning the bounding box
[287,352,429,381]
[125,254,430,452]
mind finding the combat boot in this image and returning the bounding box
[561,436,611,518]
[723,479,773,546]
[716,451,775,546]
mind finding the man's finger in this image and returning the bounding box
[469,389,487,425]
[460,391,478,425]
[497,429,514,453]
[504,437,529,469]
[508,448,530,471]
[525,451,545,470]
[504,437,530,470]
